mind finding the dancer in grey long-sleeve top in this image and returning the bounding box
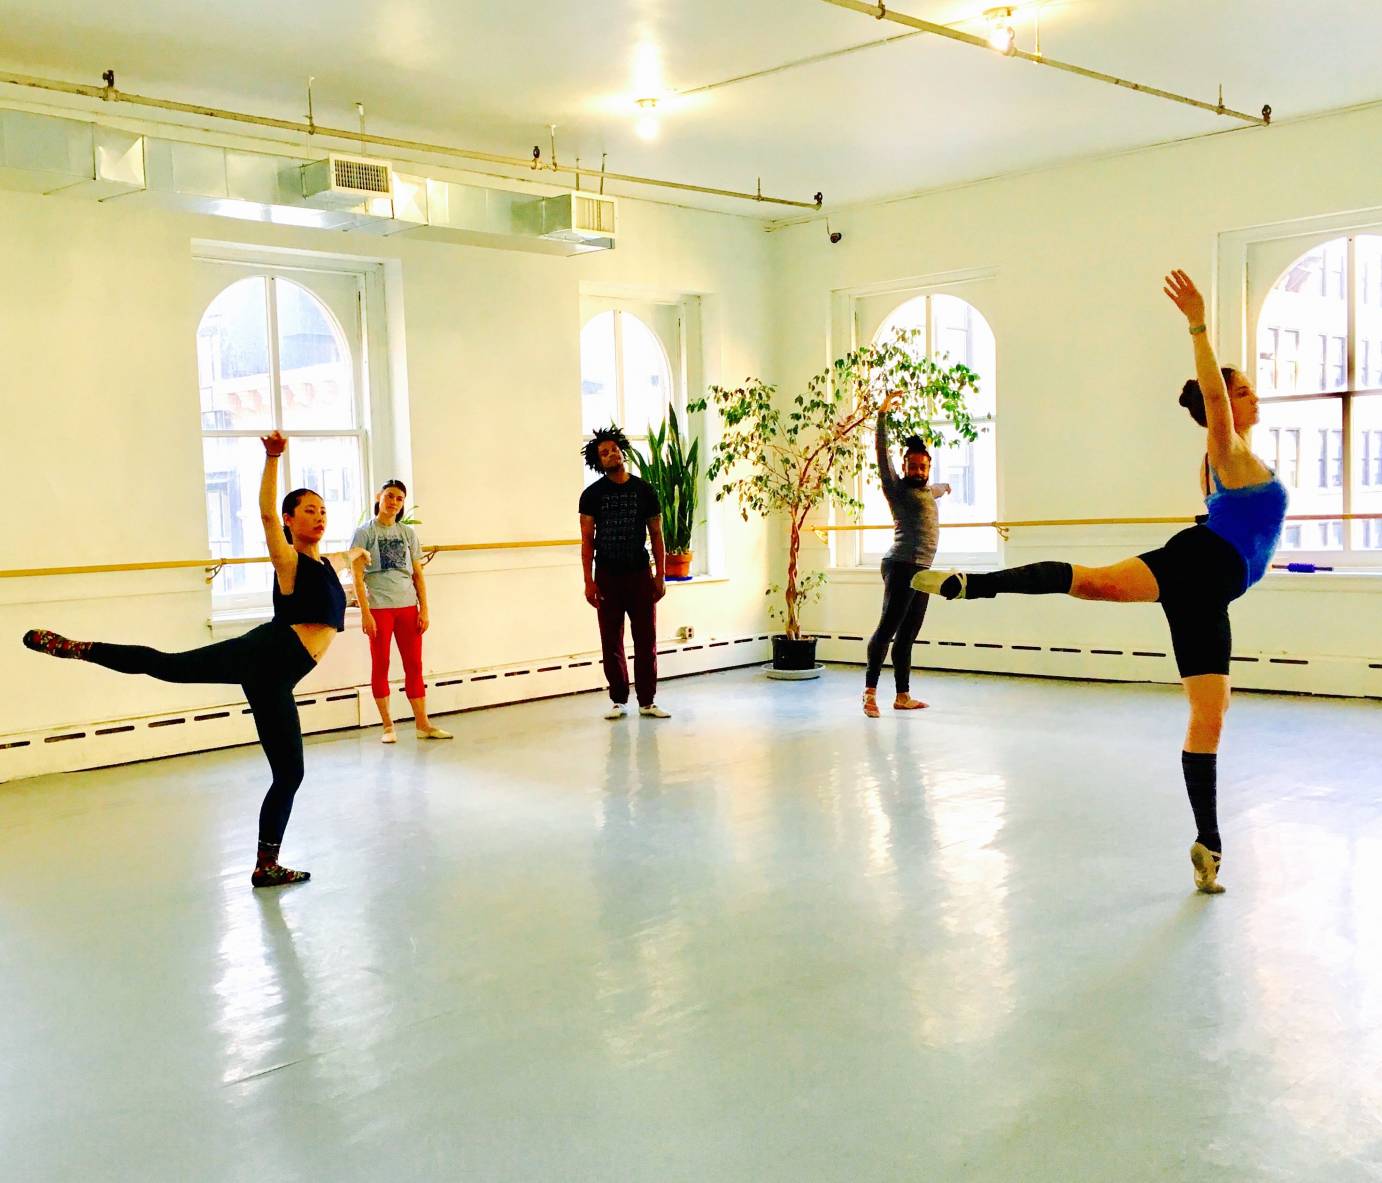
[862,390,950,717]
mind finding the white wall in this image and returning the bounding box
[769,104,1382,696]
[1,140,776,756]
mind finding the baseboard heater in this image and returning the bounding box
[0,634,772,783]
[812,633,1378,700]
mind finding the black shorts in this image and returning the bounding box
[1138,525,1248,678]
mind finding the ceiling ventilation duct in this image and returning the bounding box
[515,192,616,244]
[300,153,393,210]
[0,110,143,198]
[0,109,615,254]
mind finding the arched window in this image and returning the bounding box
[579,308,675,485]
[857,292,997,562]
[1254,234,1382,554]
[198,273,367,603]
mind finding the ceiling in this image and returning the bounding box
[3,0,1379,216]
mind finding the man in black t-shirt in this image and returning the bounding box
[579,426,670,720]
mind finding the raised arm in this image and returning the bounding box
[1163,270,1237,466]
[876,391,902,495]
[258,433,299,592]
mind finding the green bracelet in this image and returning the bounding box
[1188,323,1207,335]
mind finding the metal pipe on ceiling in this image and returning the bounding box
[0,69,824,210]
[816,0,1271,126]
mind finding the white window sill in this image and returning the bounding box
[1259,570,1382,592]
[666,575,730,588]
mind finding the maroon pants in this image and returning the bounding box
[596,567,657,707]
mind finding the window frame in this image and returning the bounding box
[579,297,719,576]
[1218,214,1382,573]
[193,246,392,615]
[837,279,1000,571]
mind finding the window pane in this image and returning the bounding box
[1253,399,1342,551]
[198,277,273,431]
[580,312,618,434]
[932,294,996,419]
[933,431,998,558]
[288,436,364,553]
[1257,238,1348,396]
[860,431,998,559]
[620,313,672,436]
[1358,236,1382,388]
[276,279,356,431]
[203,435,274,599]
[874,296,926,357]
[1351,393,1382,550]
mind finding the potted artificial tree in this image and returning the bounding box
[693,330,979,674]
[629,405,700,580]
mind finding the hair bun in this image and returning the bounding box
[1178,379,1200,408]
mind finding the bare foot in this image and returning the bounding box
[863,691,880,718]
[893,695,928,710]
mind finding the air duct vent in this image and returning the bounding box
[301,153,393,208]
[515,191,617,243]
[572,194,616,237]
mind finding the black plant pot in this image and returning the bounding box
[771,634,818,671]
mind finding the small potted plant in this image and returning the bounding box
[629,405,700,580]
[694,330,978,673]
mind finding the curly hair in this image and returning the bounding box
[902,434,930,459]
[583,426,633,473]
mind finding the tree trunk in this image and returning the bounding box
[784,519,801,639]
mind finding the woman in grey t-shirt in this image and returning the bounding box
[350,480,452,742]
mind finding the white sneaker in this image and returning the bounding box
[911,569,964,598]
[639,704,671,719]
[604,703,628,721]
[380,727,398,744]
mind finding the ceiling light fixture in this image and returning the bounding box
[634,96,659,141]
[983,6,1016,54]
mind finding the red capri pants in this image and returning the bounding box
[370,606,425,699]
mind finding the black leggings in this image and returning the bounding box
[865,559,931,693]
[1138,525,1248,678]
[86,623,318,844]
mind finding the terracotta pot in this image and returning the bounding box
[666,551,693,581]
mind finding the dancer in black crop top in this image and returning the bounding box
[23,432,366,888]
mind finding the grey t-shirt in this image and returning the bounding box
[350,520,420,609]
[876,413,941,568]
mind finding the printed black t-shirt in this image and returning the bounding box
[578,475,662,571]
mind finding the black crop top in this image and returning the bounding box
[272,552,347,631]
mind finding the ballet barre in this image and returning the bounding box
[0,538,583,583]
[814,511,1382,543]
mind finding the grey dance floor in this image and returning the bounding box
[2,666,1379,1181]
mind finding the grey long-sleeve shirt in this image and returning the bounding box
[876,412,941,568]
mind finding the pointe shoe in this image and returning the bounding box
[893,695,928,710]
[863,692,880,718]
[1190,842,1225,894]
[910,570,965,599]
[380,727,398,744]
